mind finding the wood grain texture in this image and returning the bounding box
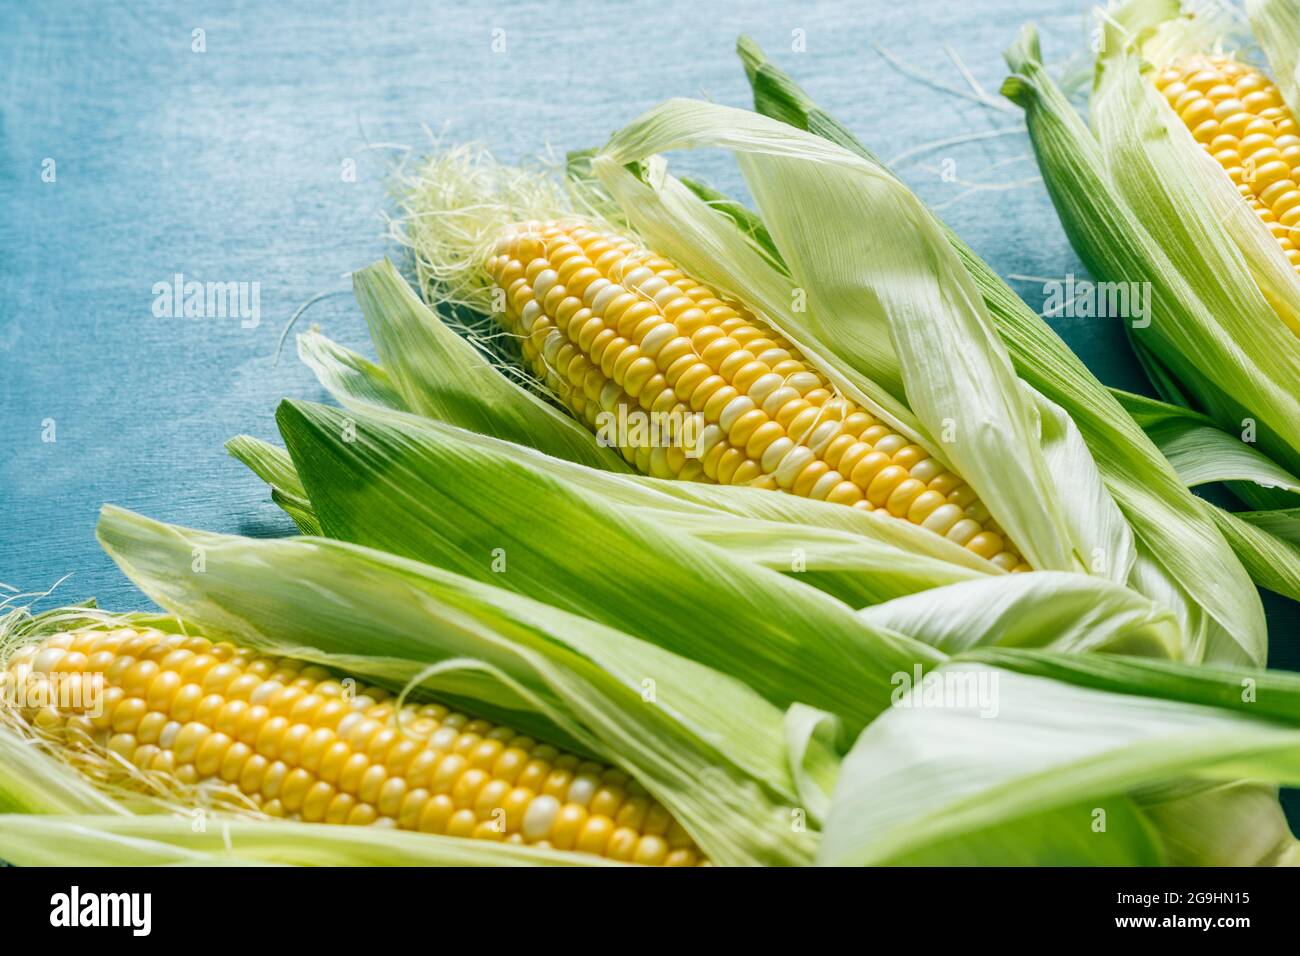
[1,0,1295,684]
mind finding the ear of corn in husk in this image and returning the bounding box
[1003,2,1300,526]
[396,119,1108,580]
[484,219,1028,569]
[0,506,834,866]
[4,624,707,864]
[296,66,1270,664]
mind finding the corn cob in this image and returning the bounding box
[5,627,704,866]
[486,220,1030,571]
[1155,56,1300,273]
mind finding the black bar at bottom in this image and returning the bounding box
[0,866,1284,940]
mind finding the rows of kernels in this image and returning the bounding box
[5,628,703,866]
[485,220,1029,571]
[1155,56,1300,271]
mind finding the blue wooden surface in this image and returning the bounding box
[2,0,1296,663]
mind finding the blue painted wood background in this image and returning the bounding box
[2,4,1296,687]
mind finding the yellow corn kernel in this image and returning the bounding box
[1155,55,1300,279]
[7,627,705,866]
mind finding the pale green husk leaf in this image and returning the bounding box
[856,572,1181,658]
[820,661,1300,865]
[0,813,612,867]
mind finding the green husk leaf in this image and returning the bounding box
[865,796,1164,866]
[296,328,408,414]
[1125,332,1195,408]
[620,476,996,575]
[224,435,307,499]
[0,814,613,867]
[273,396,940,735]
[737,34,890,165]
[856,572,1181,658]
[1154,428,1300,494]
[1110,389,1300,596]
[783,704,841,824]
[820,662,1300,866]
[1109,391,1300,494]
[679,175,786,270]
[1239,506,1300,544]
[674,515,984,608]
[1140,782,1298,866]
[963,646,1300,722]
[352,259,626,472]
[1208,506,1300,602]
[0,727,126,816]
[266,490,320,537]
[225,435,321,535]
[1033,387,1135,583]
